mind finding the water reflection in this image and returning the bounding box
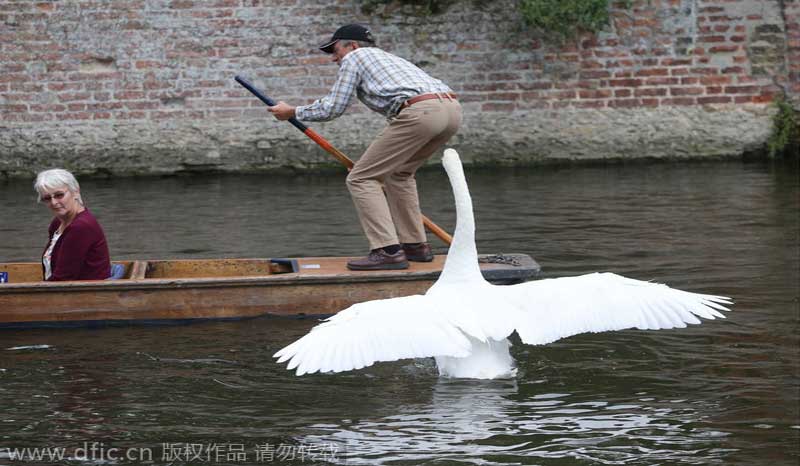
[301,377,738,465]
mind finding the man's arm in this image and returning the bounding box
[271,58,360,122]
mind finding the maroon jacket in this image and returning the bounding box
[42,209,111,281]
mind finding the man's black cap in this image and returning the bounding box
[319,24,375,53]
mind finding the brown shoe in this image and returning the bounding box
[347,249,409,271]
[402,242,434,262]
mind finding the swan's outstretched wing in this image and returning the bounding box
[274,294,472,375]
[505,272,731,345]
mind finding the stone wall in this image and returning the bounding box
[0,0,795,177]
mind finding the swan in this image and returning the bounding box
[274,149,731,379]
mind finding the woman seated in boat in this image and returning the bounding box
[35,168,111,281]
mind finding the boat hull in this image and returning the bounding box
[0,254,540,328]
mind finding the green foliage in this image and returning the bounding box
[767,96,799,158]
[359,0,624,39]
[519,0,623,39]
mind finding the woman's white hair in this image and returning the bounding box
[34,168,81,203]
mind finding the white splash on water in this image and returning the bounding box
[6,344,53,351]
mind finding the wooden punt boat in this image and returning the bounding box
[0,254,540,329]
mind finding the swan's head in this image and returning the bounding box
[442,148,460,172]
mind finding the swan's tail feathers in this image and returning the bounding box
[435,336,517,379]
[435,149,485,287]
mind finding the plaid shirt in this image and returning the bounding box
[295,47,453,122]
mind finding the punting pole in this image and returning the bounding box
[235,75,453,246]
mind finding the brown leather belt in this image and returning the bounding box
[401,92,458,109]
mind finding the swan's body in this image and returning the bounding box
[275,149,731,379]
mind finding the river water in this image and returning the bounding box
[0,158,798,465]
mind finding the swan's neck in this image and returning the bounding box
[435,150,484,286]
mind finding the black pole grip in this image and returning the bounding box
[234,75,308,132]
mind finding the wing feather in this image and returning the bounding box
[506,272,731,345]
[273,294,472,375]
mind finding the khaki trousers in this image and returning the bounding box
[346,98,462,250]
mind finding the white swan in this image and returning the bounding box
[274,149,731,379]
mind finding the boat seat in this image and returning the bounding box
[129,261,148,279]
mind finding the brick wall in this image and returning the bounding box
[787,0,800,102]
[0,0,795,176]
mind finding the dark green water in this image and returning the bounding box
[0,159,798,465]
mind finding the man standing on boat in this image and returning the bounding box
[267,24,462,271]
